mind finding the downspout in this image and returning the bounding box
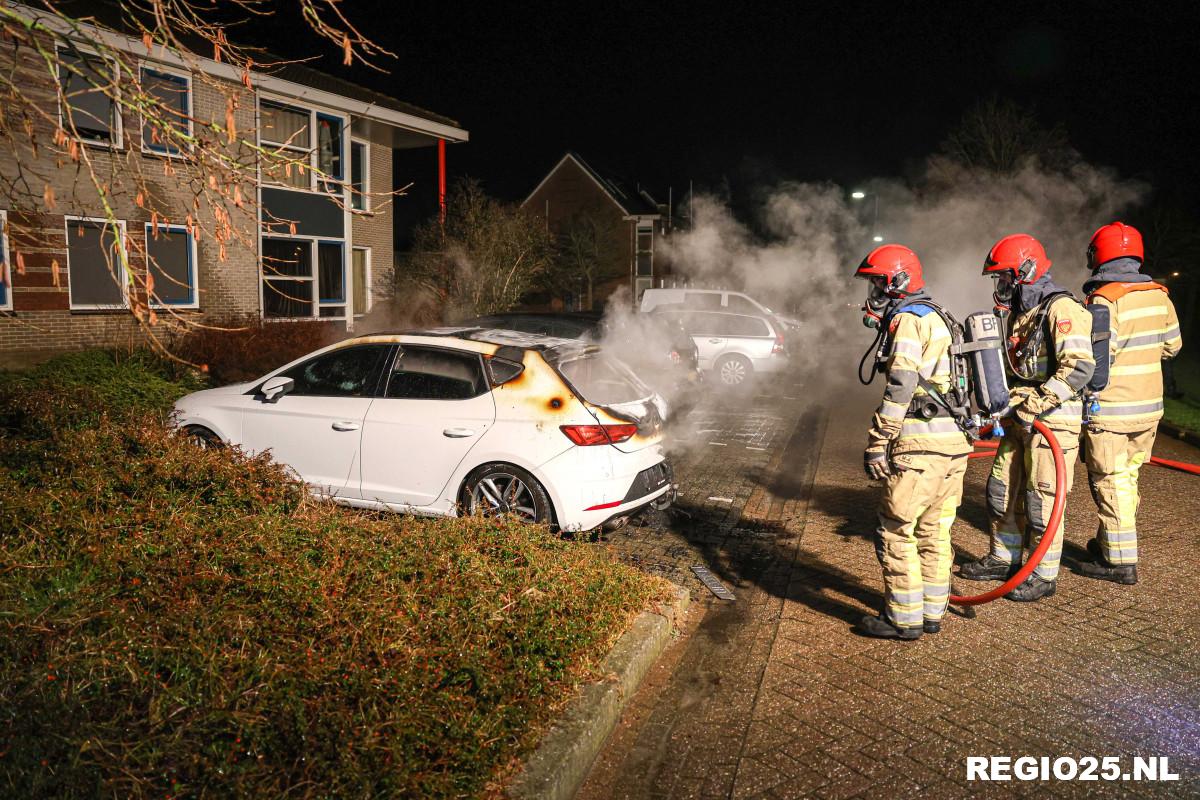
[438,138,447,231]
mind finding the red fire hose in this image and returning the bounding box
[953,423,1200,606]
[971,437,1200,475]
[950,420,1067,606]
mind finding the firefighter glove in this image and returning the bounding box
[1010,386,1057,429]
[864,446,892,480]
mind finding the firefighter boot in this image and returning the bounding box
[856,614,922,641]
[1079,537,1139,584]
[922,619,941,634]
[1077,560,1138,584]
[958,554,1019,581]
[1005,574,1056,602]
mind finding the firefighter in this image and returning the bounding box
[959,234,1095,601]
[1079,222,1182,583]
[854,244,972,640]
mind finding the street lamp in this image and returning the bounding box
[851,189,880,243]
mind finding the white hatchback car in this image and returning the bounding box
[172,329,674,532]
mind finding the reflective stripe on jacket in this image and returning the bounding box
[1089,283,1182,432]
[1007,295,1095,434]
[868,311,971,456]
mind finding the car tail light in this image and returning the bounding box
[560,424,638,446]
[668,350,682,364]
[772,333,786,355]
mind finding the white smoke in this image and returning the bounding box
[649,154,1146,385]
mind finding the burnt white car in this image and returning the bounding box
[172,328,674,531]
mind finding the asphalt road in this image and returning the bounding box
[581,375,1200,799]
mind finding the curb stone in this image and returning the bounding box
[507,585,691,800]
[1158,419,1200,448]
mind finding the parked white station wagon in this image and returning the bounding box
[172,329,675,532]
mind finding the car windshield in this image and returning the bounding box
[557,355,650,405]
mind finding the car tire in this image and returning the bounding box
[185,425,223,450]
[715,354,753,387]
[462,463,555,526]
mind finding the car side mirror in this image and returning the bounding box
[261,375,294,403]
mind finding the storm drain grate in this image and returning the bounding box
[691,565,736,600]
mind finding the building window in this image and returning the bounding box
[352,246,370,316]
[635,224,653,277]
[261,99,312,190]
[261,237,346,320]
[316,113,344,183]
[140,65,191,155]
[262,237,313,318]
[145,223,197,308]
[317,241,345,318]
[0,210,10,311]
[350,140,369,210]
[66,217,127,310]
[259,99,347,193]
[57,47,121,147]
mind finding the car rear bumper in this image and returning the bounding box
[540,445,674,531]
[752,353,790,373]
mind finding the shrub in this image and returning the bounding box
[172,315,333,385]
[0,352,669,797]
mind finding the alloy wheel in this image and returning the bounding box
[719,358,747,385]
[470,472,539,522]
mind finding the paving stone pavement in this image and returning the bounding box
[581,378,1200,799]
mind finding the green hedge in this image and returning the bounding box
[0,352,667,797]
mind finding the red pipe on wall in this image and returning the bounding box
[437,138,447,228]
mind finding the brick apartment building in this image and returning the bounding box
[521,152,664,309]
[0,4,467,364]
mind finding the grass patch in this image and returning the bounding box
[0,351,670,797]
[1163,351,1200,434]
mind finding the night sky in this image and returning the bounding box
[249,1,1200,214]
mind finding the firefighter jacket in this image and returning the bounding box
[1087,282,1182,432]
[867,304,972,457]
[1005,293,1095,434]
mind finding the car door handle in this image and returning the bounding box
[443,427,476,438]
[332,421,361,432]
[708,338,723,344]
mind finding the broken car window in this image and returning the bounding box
[280,345,388,398]
[558,356,648,405]
[486,357,524,386]
[385,346,487,400]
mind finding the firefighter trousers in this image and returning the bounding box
[985,425,1080,581]
[1082,427,1156,565]
[875,451,968,629]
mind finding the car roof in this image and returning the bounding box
[345,327,597,359]
[463,311,604,323]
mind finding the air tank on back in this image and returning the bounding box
[964,312,1010,415]
[1086,304,1112,392]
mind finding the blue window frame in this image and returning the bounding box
[316,112,344,182]
[140,66,191,155]
[317,240,345,318]
[145,223,197,307]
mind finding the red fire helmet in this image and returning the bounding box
[1088,221,1144,269]
[983,233,1051,285]
[855,244,925,296]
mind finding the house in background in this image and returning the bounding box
[0,3,466,365]
[522,152,664,309]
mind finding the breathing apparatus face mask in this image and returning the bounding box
[862,276,891,329]
[991,272,1015,312]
